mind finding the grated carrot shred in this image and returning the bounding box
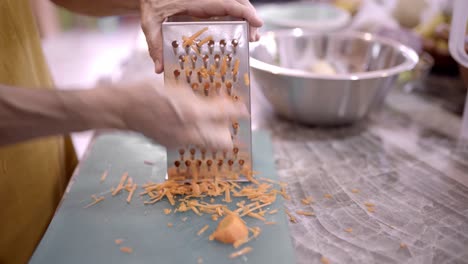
[345,228,353,233]
[229,247,252,259]
[351,189,360,194]
[84,195,105,208]
[324,193,333,199]
[265,221,277,225]
[250,227,261,238]
[167,222,174,228]
[183,27,208,47]
[268,209,279,215]
[232,59,240,75]
[191,205,202,216]
[220,56,227,76]
[225,188,232,203]
[301,196,314,205]
[296,210,314,216]
[244,73,250,86]
[164,208,172,215]
[240,202,271,217]
[120,247,133,254]
[285,209,297,223]
[364,202,375,207]
[247,212,265,221]
[115,239,124,245]
[112,172,128,196]
[198,36,213,46]
[197,225,210,236]
[100,170,108,183]
[126,184,137,204]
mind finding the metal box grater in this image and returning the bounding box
[162,16,252,182]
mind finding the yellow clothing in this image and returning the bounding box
[0,1,78,263]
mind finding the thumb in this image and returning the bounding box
[141,15,164,74]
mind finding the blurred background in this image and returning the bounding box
[30,0,468,157]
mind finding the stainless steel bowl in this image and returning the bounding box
[250,30,419,125]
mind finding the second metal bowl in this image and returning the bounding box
[250,30,419,125]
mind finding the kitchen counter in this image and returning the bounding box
[111,40,468,263]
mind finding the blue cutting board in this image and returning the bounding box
[30,130,295,264]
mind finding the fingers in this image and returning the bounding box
[232,0,263,27]
[199,97,249,122]
[233,0,262,41]
[197,123,233,150]
[249,26,259,42]
[141,9,164,73]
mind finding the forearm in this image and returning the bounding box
[50,0,140,17]
[0,84,124,146]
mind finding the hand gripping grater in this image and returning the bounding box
[162,16,253,182]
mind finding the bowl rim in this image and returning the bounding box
[257,2,351,31]
[249,29,419,81]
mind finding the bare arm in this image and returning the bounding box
[0,81,247,148]
[0,84,123,146]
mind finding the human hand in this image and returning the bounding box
[114,79,248,149]
[139,0,263,73]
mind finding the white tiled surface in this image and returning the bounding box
[42,24,140,158]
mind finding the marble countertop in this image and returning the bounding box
[107,38,468,263]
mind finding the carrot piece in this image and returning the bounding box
[345,228,353,233]
[324,193,333,199]
[247,212,266,221]
[167,222,174,228]
[220,56,228,76]
[229,247,252,259]
[197,225,210,236]
[126,184,137,204]
[225,188,232,203]
[301,196,314,205]
[296,210,314,216]
[183,27,208,47]
[268,209,279,215]
[164,208,172,215]
[120,247,133,254]
[100,170,108,183]
[232,59,240,75]
[112,172,128,196]
[115,239,124,245]
[285,209,297,223]
[240,203,271,217]
[198,36,213,46]
[351,189,360,194]
[265,221,277,225]
[244,73,250,86]
[364,202,375,207]
[213,213,248,244]
[84,196,105,208]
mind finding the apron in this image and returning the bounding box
[0,1,78,263]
